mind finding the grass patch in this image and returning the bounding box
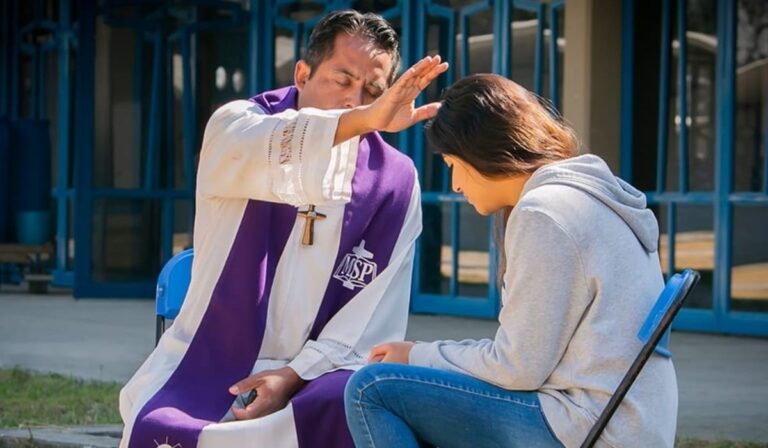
[0,368,765,448]
[0,367,121,428]
[676,441,768,448]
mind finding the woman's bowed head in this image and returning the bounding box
[425,73,579,216]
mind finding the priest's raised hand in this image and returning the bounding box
[334,55,449,145]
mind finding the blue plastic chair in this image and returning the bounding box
[155,248,194,345]
[581,269,700,447]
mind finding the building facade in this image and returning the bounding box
[1,0,766,335]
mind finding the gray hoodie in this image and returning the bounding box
[409,154,677,447]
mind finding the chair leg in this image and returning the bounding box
[155,316,165,347]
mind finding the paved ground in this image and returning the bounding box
[1,291,767,442]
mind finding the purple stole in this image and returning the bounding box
[128,86,415,448]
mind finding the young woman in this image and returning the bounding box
[344,74,676,448]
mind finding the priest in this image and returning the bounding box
[119,9,448,448]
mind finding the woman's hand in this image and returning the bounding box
[368,341,415,364]
[334,56,449,144]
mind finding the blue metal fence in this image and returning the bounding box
[411,0,564,318]
[4,0,764,336]
[1,0,562,309]
[621,0,768,336]
[1,0,77,284]
[68,1,251,297]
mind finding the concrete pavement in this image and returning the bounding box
[1,291,767,442]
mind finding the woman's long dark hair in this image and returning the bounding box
[425,74,580,287]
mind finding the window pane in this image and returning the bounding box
[733,0,767,192]
[656,203,714,309]
[91,199,161,283]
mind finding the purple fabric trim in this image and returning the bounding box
[129,87,298,447]
[250,85,297,114]
[307,130,415,340]
[274,86,415,447]
[253,88,415,340]
[292,371,355,448]
[290,131,414,448]
[129,201,296,447]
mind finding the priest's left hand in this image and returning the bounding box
[229,367,306,420]
[368,341,414,364]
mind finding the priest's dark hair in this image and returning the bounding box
[303,10,401,86]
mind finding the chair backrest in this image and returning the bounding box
[637,270,697,358]
[155,248,194,320]
[581,269,700,448]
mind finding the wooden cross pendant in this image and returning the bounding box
[298,205,326,246]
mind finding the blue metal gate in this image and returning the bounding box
[1,0,78,286]
[2,0,565,305]
[409,0,565,318]
[5,0,765,336]
[621,0,768,336]
[253,0,567,319]
[71,1,254,297]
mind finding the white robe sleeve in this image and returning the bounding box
[197,100,360,206]
[286,170,422,380]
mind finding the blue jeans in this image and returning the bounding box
[344,363,564,448]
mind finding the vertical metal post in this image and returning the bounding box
[656,0,672,192]
[133,30,144,191]
[73,0,96,297]
[493,0,511,78]
[54,0,73,285]
[181,32,195,193]
[667,203,676,279]
[144,31,163,190]
[763,75,768,195]
[37,46,46,119]
[10,0,19,119]
[460,12,470,77]
[713,0,736,320]
[31,43,40,118]
[248,0,260,94]
[413,0,426,184]
[0,1,7,116]
[162,30,175,265]
[677,0,689,193]
[405,0,422,306]
[533,3,545,96]
[619,0,634,182]
[549,0,564,111]
[262,0,275,93]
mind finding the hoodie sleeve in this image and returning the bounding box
[408,207,593,390]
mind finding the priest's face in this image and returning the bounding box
[294,33,394,110]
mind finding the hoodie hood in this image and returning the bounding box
[521,154,659,253]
